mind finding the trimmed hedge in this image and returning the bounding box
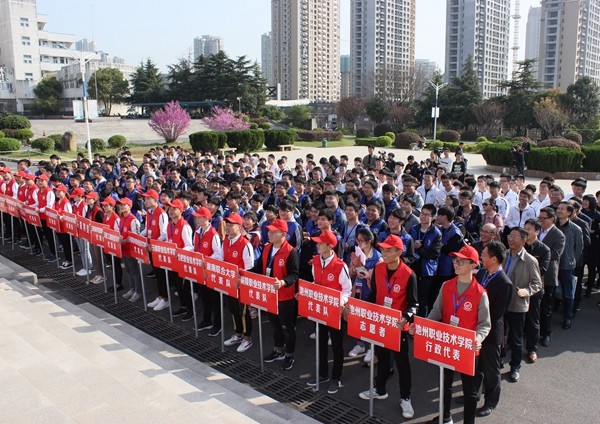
[582,146,600,171]
[593,139,600,146]
[481,142,519,166]
[385,132,396,141]
[477,136,488,142]
[295,129,344,141]
[90,138,106,152]
[14,128,33,142]
[395,132,423,149]
[564,132,583,144]
[482,143,584,172]
[0,114,31,129]
[429,140,492,154]
[460,129,479,141]
[258,122,272,130]
[0,131,4,138]
[189,131,227,154]
[537,137,581,151]
[374,122,393,137]
[356,128,370,138]
[0,137,21,152]
[108,134,127,148]
[264,129,296,150]
[225,130,265,152]
[439,130,461,142]
[376,136,393,147]
[48,134,62,151]
[31,137,54,152]
[355,137,392,148]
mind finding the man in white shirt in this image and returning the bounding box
[417,171,440,206]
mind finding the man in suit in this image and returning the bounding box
[569,199,591,313]
[475,241,513,417]
[362,145,377,169]
[538,207,565,347]
[503,227,543,382]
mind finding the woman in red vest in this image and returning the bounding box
[85,192,104,284]
[250,219,299,371]
[117,198,142,303]
[53,184,73,269]
[425,245,491,424]
[101,196,121,291]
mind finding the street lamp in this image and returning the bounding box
[58,43,98,161]
[429,81,444,141]
[236,96,242,113]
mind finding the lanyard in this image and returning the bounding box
[384,276,395,294]
[344,223,357,244]
[453,291,469,314]
[480,270,501,289]
[505,255,514,274]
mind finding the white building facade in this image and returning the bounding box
[193,35,224,61]
[261,32,275,86]
[524,6,542,79]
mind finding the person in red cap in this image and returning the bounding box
[307,229,351,394]
[358,234,418,419]
[223,212,255,353]
[250,218,300,371]
[422,244,491,424]
[71,188,92,277]
[85,192,105,284]
[33,174,57,261]
[1,167,18,241]
[192,206,223,334]
[54,185,74,269]
[117,198,143,302]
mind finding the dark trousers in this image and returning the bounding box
[558,268,576,321]
[57,232,73,262]
[174,273,192,310]
[199,284,221,327]
[574,265,584,310]
[40,221,56,255]
[374,332,411,399]
[112,256,123,286]
[269,298,298,354]
[153,264,169,299]
[443,360,479,424]
[477,342,502,408]
[585,248,600,296]
[417,276,435,317]
[318,321,344,380]
[507,312,526,370]
[540,285,555,337]
[227,296,252,337]
[525,290,542,353]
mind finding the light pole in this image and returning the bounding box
[236,96,242,113]
[429,81,444,141]
[58,44,97,161]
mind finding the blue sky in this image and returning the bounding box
[37,0,539,72]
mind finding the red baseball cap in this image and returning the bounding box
[192,206,212,219]
[35,174,49,181]
[266,219,288,233]
[2,168,12,174]
[85,192,99,201]
[450,245,479,264]
[224,212,243,225]
[311,230,338,248]
[70,187,85,198]
[15,171,27,178]
[140,189,159,200]
[378,235,404,251]
[100,197,116,206]
[166,199,185,210]
[117,197,133,207]
[54,184,68,193]
[22,173,35,180]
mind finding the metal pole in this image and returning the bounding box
[220,292,225,352]
[165,271,173,322]
[190,280,198,338]
[315,323,320,392]
[1,212,5,245]
[69,235,75,276]
[100,247,107,292]
[53,230,60,268]
[11,217,15,250]
[439,366,444,424]
[35,226,44,257]
[84,241,91,285]
[258,308,264,373]
[433,86,439,142]
[369,342,375,416]
[139,262,147,311]
[24,220,33,254]
[111,255,117,304]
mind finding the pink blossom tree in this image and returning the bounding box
[148,101,191,143]
[203,106,250,132]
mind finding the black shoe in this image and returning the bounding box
[31,248,42,255]
[282,355,295,370]
[181,310,194,321]
[563,320,572,329]
[541,335,551,347]
[510,368,520,382]
[146,272,156,278]
[429,416,453,424]
[208,326,222,337]
[306,376,330,387]
[264,350,285,363]
[327,379,340,394]
[478,406,495,417]
[108,285,123,292]
[172,308,188,317]
[194,321,213,331]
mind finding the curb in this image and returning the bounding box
[0,253,38,284]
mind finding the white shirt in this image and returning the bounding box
[417,184,440,206]
[505,204,537,229]
[227,233,254,270]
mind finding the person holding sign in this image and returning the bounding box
[85,192,105,284]
[425,245,491,424]
[250,218,299,371]
[117,198,142,302]
[101,197,121,291]
[32,174,57,262]
[358,234,418,421]
[307,229,351,394]
[53,184,73,269]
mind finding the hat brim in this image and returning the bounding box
[378,242,402,249]
[449,252,476,262]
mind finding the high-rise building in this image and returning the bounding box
[524,6,542,79]
[193,35,224,61]
[74,38,96,53]
[444,0,511,99]
[340,54,351,98]
[261,32,275,86]
[538,0,600,91]
[350,0,416,100]
[415,59,438,97]
[271,0,341,101]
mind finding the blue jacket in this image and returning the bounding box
[438,223,465,276]
[409,224,442,277]
[355,249,382,301]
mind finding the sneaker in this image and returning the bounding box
[91,276,104,285]
[264,350,285,363]
[129,292,141,302]
[172,307,188,317]
[327,379,340,394]
[122,289,134,299]
[59,261,72,270]
[400,398,414,419]
[237,338,253,353]
[224,334,243,346]
[309,332,316,340]
[181,310,194,321]
[195,321,213,331]
[306,376,330,387]
[359,388,388,400]
[208,326,222,337]
[349,344,366,357]
[145,272,156,278]
[328,337,332,346]
[19,243,31,249]
[281,355,295,370]
[147,297,161,308]
[76,268,90,277]
[429,416,453,424]
[153,299,170,311]
[364,349,373,363]
[249,307,258,319]
[45,254,57,262]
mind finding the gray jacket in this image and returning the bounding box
[557,220,583,270]
[540,225,565,287]
[503,248,543,313]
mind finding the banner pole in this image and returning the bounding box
[35,224,44,257]
[1,211,4,245]
[165,270,173,322]
[190,280,198,338]
[369,342,375,416]
[84,241,90,285]
[24,219,33,254]
[258,308,264,373]
[111,255,118,304]
[69,235,75,276]
[439,366,444,424]
[139,261,147,311]
[101,247,107,292]
[315,322,320,392]
[53,229,60,268]
[220,292,225,353]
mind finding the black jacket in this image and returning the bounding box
[475,269,513,346]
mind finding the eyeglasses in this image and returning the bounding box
[539,216,553,220]
[420,213,432,218]
[452,258,471,266]
[482,203,489,206]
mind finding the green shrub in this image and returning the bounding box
[31,137,54,152]
[579,128,596,144]
[564,132,583,144]
[527,147,584,172]
[471,140,493,154]
[356,128,370,138]
[477,136,488,143]
[395,132,423,149]
[428,141,444,150]
[439,130,461,142]
[495,135,507,143]
[374,122,393,137]
[481,142,515,166]
[0,137,21,152]
[295,129,344,141]
[48,134,62,151]
[225,130,265,152]
[14,128,33,142]
[0,114,31,129]
[258,122,272,130]
[385,131,396,141]
[189,131,224,154]
[355,137,390,148]
[249,122,259,130]
[537,137,581,151]
[376,135,393,147]
[108,134,127,148]
[0,130,4,138]
[460,129,479,141]
[582,146,600,171]
[264,129,296,150]
[593,139,600,146]
[90,138,106,152]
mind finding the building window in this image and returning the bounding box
[24,73,34,81]
[20,17,29,27]
[23,55,32,64]
[22,36,31,46]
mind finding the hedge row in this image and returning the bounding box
[0,137,21,152]
[189,131,227,154]
[354,137,393,148]
[428,140,493,154]
[264,129,296,150]
[481,142,591,172]
[223,130,265,153]
[296,129,344,141]
[0,114,31,130]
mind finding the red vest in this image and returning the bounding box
[73,201,87,217]
[312,254,345,291]
[194,225,219,256]
[4,180,16,197]
[262,241,295,301]
[104,211,119,231]
[37,186,51,220]
[89,205,102,222]
[0,180,5,193]
[119,213,138,256]
[223,235,250,269]
[55,197,70,214]
[168,217,189,248]
[441,276,485,332]
[146,206,166,240]
[17,184,27,202]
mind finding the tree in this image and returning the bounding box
[259,105,285,121]
[562,76,600,128]
[365,97,387,123]
[285,105,312,127]
[166,58,195,102]
[148,101,191,143]
[474,99,505,138]
[87,68,129,115]
[413,71,447,129]
[32,77,62,115]
[533,96,570,138]
[443,56,483,130]
[336,96,365,131]
[203,107,250,132]
[387,104,414,133]
[129,58,165,105]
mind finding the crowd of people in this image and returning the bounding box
[1,142,599,424]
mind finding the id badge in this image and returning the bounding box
[266,267,272,277]
[450,315,460,327]
[383,296,393,308]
